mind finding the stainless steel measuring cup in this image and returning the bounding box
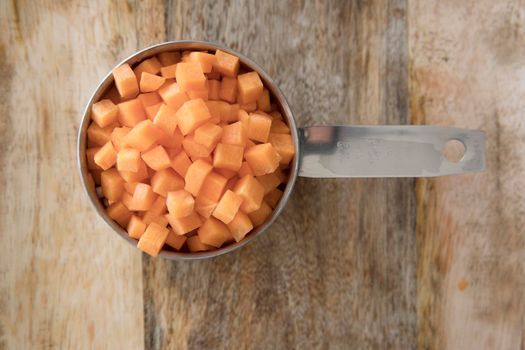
[77,40,486,260]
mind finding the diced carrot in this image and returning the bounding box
[92,99,119,128]
[256,171,282,195]
[187,82,209,101]
[257,88,271,112]
[137,222,169,257]
[157,51,181,66]
[147,196,168,216]
[145,102,163,120]
[227,211,253,242]
[182,135,213,159]
[184,159,213,196]
[165,230,186,250]
[268,133,295,165]
[158,82,189,111]
[190,154,213,164]
[198,217,232,247]
[205,100,221,123]
[133,57,162,80]
[142,212,169,227]
[160,64,178,79]
[213,143,243,171]
[187,235,213,252]
[270,110,282,119]
[117,98,147,127]
[194,195,217,218]
[138,92,162,108]
[245,139,256,150]
[223,103,240,123]
[87,123,114,146]
[122,120,162,152]
[213,50,240,77]
[166,211,203,235]
[233,175,265,213]
[101,168,125,201]
[264,188,283,209]
[117,148,141,172]
[176,98,211,135]
[212,190,243,224]
[198,171,228,202]
[170,151,192,177]
[91,170,102,185]
[152,103,177,135]
[216,168,237,180]
[158,128,183,150]
[129,183,157,211]
[194,123,222,149]
[102,85,122,105]
[112,63,139,99]
[240,101,257,112]
[176,62,206,91]
[127,215,147,239]
[119,158,149,183]
[247,113,272,142]
[167,190,194,218]
[208,79,220,100]
[237,72,263,104]
[151,168,184,196]
[219,77,237,103]
[124,182,139,194]
[94,141,117,170]
[244,143,281,176]
[221,121,246,147]
[86,147,101,170]
[238,161,254,177]
[270,119,290,134]
[248,201,272,227]
[140,72,166,93]
[206,71,221,80]
[111,127,131,152]
[141,145,171,171]
[188,52,217,73]
[107,201,132,227]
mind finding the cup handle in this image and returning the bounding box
[297,125,486,178]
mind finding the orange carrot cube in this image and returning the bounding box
[213,143,243,171]
[219,77,237,103]
[184,159,213,196]
[142,212,169,227]
[198,171,228,202]
[256,171,282,195]
[240,101,257,112]
[122,120,161,152]
[129,183,157,211]
[247,113,272,142]
[227,211,253,242]
[270,119,290,134]
[160,63,178,79]
[237,72,263,104]
[94,141,117,170]
[264,188,283,209]
[118,158,149,183]
[212,189,243,224]
[151,168,184,196]
[117,98,147,127]
[127,215,147,239]
[208,79,220,100]
[101,168,125,201]
[166,211,203,235]
[213,50,240,77]
[170,151,192,177]
[87,122,114,146]
[182,135,213,159]
[91,169,102,185]
[194,195,218,218]
[158,82,189,111]
[165,230,186,250]
[176,62,206,91]
[248,201,272,227]
[221,121,246,147]
[138,92,162,108]
[176,98,211,135]
[157,128,183,149]
[187,235,213,252]
[145,102,163,120]
[111,127,131,151]
[257,88,271,112]
[233,175,265,213]
[270,111,282,119]
[137,222,169,257]
[222,103,240,123]
[206,71,221,80]
[141,145,171,171]
[167,190,195,218]
[153,103,177,135]
[140,72,166,93]
[117,148,140,172]
[157,51,181,66]
[92,99,119,128]
[107,202,132,227]
[188,52,217,73]
[244,143,281,176]
[268,133,295,165]
[238,161,254,177]
[86,147,101,170]
[102,85,121,105]
[133,57,162,80]
[198,217,232,247]
[194,123,222,149]
[112,63,139,99]
[124,182,139,194]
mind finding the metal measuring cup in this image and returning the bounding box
[77,40,486,260]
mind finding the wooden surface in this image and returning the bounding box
[0,1,523,349]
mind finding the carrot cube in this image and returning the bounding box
[198,171,228,202]
[240,101,257,112]
[119,158,149,183]
[107,202,132,227]
[184,159,213,196]
[133,57,162,80]
[110,127,130,152]
[256,171,282,195]
[87,123,114,146]
[142,212,169,227]
[219,77,237,103]
[237,72,263,104]
[227,211,253,242]
[176,98,211,135]
[102,85,121,105]
[176,62,206,91]
[117,148,140,172]
[151,168,184,196]
[212,190,243,224]
[213,50,240,77]
[206,71,221,80]
[91,99,119,128]
[238,162,254,178]
[94,141,117,170]
[140,72,166,93]
[170,151,192,177]
[152,103,177,135]
[187,235,213,252]
[101,168,125,201]
[129,183,157,211]
[157,51,181,66]
[157,128,183,150]
[117,98,147,127]
[137,222,169,257]
[188,52,217,73]
[194,195,218,218]
[213,143,243,171]
[208,79,220,100]
[160,64,178,79]
[166,211,203,235]
[248,201,272,227]
[244,143,281,176]
[145,102,163,120]
[138,92,162,108]
[127,215,147,239]
[86,147,101,170]
[222,103,240,123]
[194,123,223,149]
[124,182,139,194]
[270,111,282,119]
[141,145,171,171]
[247,113,272,142]
[221,121,246,147]
[182,135,213,159]
[264,188,283,209]
[158,82,189,111]
[122,120,161,152]
[270,119,290,134]
[257,88,271,112]
[165,230,186,250]
[268,133,295,165]
[233,175,265,213]
[167,190,195,218]
[198,217,232,247]
[91,169,102,185]
[112,63,139,99]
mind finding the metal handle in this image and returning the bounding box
[298,125,486,178]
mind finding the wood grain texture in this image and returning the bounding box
[142,1,416,349]
[410,0,525,349]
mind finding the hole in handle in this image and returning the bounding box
[442,139,466,163]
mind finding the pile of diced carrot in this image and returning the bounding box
[86,49,295,256]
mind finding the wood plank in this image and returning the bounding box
[409,0,525,348]
[0,1,164,348]
[142,1,416,349]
